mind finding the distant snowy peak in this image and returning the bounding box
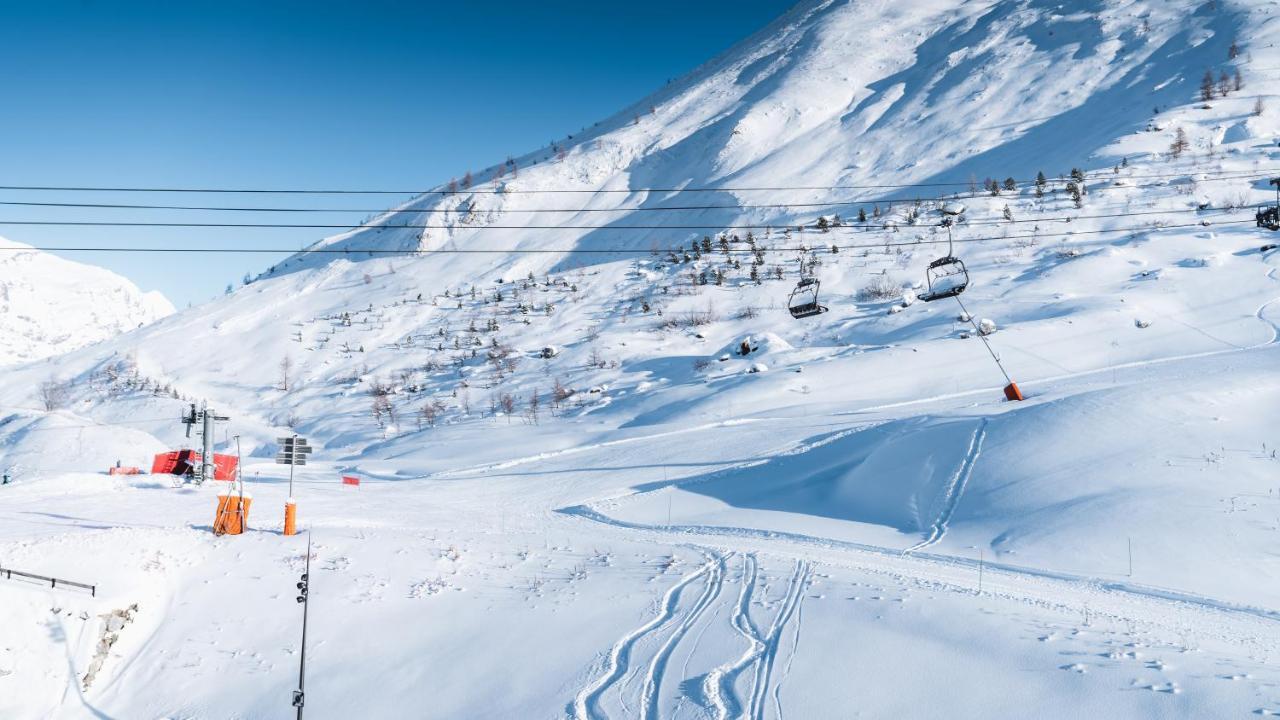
[0,236,174,366]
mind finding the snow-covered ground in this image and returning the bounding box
[4,0,1280,716]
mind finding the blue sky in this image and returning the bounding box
[0,0,794,306]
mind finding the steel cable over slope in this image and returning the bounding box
[0,201,1247,227]
[0,164,1274,195]
[0,204,1250,232]
[0,218,1258,254]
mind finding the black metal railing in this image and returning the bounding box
[0,566,96,596]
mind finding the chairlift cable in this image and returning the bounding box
[0,211,1251,232]
[0,165,1273,195]
[0,201,1251,222]
[0,218,1258,254]
[954,296,1014,386]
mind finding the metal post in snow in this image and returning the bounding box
[294,533,311,718]
[288,434,297,499]
[978,549,984,594]
[1127,537,1133,577]
[201,408,215,484]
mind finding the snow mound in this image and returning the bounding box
[719,332,794,359]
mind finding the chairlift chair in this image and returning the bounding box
[1258,206,1280,231]
[787,277,827,319]
[1260,178,1280,231]
[919,256,969,302]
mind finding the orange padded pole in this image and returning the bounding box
[284,500,298,537]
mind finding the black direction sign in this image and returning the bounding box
[276,436,314,466]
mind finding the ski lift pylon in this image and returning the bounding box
[787,277,827,319]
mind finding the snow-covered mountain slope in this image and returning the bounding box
[5,0,1280,717]
[273,0,1244,269]
[0,236,173,366]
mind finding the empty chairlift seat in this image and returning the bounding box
[787,278,828,319]
[919,256,969,303]
[1258,205,1280,231]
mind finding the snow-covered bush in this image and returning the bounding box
[978,318,997,336]
[38,377,70,411]
[857,273,901,302]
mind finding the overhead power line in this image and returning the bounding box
[0,402,182,431]
[0,166,1273,195]
[0,199,855,214]
[0,205,1245,232]
[0,218,1256,255]
[0,219,899,230]
[8,418,181,433]
[0,202,1247,224]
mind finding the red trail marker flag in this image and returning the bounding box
[342,475,361,487]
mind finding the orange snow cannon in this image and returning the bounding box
[1003,382,1025,402]
[283,501,298,537]
[214,493,252,535]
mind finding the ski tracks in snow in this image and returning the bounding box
[638,554,726,720]
[574,553,811,720]
[905,418,988,553]
[702,554,765,720]
[1254,265,1280,345]
[745,560,809,720]
[572,553,724,720]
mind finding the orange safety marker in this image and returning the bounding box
[214,493,252,535]
[1003,382,1024,402]
[284,500,298,536]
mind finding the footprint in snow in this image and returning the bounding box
[409,578,451,598]
[1060,663,1088,674]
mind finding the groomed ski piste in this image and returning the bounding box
[3,0,1280,717]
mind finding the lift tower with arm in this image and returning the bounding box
[180,403,230,484]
